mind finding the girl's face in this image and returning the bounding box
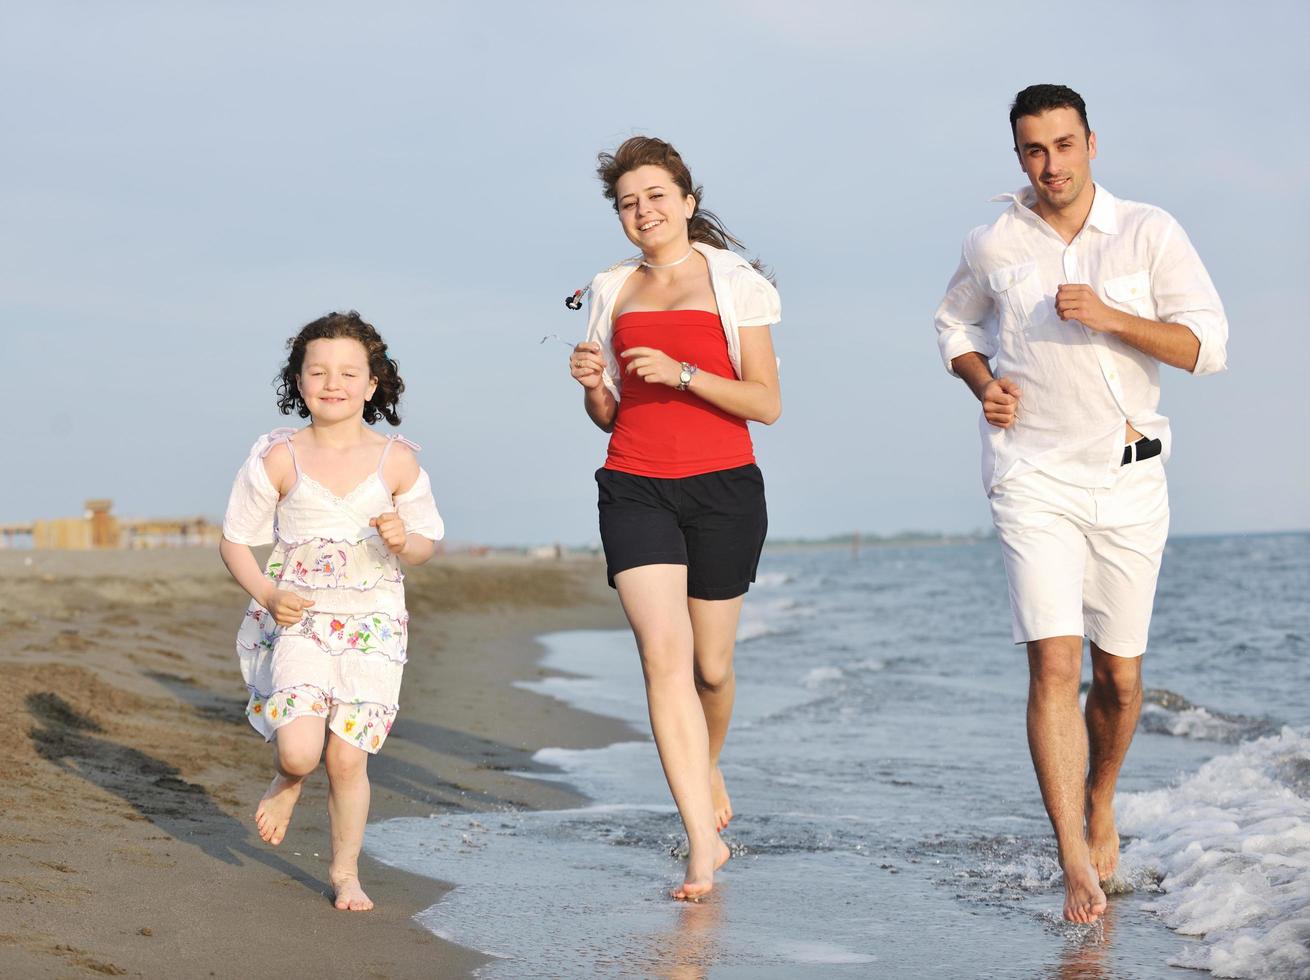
[614,164,696,254]
[298,337,377,425]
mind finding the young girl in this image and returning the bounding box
[566,137,781,900]
[219,311,443,911]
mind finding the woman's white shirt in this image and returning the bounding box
[584,242,781,401]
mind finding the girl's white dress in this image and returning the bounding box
[221,427,443,754]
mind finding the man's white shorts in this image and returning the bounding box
[988,457,1169,658]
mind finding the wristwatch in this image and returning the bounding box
[677,362,699,391]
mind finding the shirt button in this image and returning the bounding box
[1109,372,1118,380]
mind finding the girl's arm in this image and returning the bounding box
[378,444,440,566]
[618,324,781,424]
[219,537,314,624]
[571,341,617,431]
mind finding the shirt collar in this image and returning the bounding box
[990,182,1119,235]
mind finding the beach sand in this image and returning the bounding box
[0,549,628,978]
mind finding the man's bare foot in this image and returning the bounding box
[672,839,731,901]
[710,766,733,832]
[1085,792,1120,882]
[1062,858,1108,924]
[254,774,303,846]
[330,869,375,911]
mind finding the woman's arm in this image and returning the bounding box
[619,324,781,424]
[571,341,617,431]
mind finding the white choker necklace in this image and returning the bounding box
[641,248,694,270]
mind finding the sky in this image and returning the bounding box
[3,0,1307,546]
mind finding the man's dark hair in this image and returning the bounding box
[1009,84,1090,148]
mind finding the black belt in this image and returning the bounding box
[1122,436,1162,465]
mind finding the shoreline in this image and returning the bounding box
[0,549,629,978]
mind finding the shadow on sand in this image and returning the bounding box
[27,691,329,898]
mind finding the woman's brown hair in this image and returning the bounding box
[596,136,768,276]
[276,311,404,425]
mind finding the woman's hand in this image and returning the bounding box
[570,342,606,390]
[620,346,682,387]
[264,589,315,626]
[369,512,408,554]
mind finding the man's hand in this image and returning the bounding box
[1056,284,1124,334]
[982,377,1022,428]
[264,589,314,627]
[370,512,408,554]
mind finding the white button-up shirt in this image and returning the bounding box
[935,183,1228,491]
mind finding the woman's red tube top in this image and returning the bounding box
[604,310,756,478]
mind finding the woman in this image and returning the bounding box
[567,136,781,900]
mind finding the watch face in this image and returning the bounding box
[680,369,692,383]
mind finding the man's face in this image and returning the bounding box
[1014,107,1096,212]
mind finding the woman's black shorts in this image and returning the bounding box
[596,464,768,601]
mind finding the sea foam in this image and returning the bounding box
[1119,727,1310,979]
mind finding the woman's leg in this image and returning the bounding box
[688,595,745,832]
[615,564,730,899]
[324,732,374,911]
[256,714,325,845]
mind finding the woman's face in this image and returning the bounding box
[614,164,696,253]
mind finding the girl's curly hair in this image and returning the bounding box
[276,311,404,425]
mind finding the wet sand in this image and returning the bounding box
[0,549,628,978]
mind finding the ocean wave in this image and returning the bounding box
[1137,688,1279,743]
[1119,727,1310,979]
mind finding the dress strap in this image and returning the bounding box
[256,427,300,493]
[376,434,421,482]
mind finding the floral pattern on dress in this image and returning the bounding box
[237,608,408,663]
[263,537,402,592]
[244,687,397,754]
[335,700,398,752]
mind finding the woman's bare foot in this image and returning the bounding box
[710,766,733,832]
[330,868,375,911]
[1085,792,1120,882]
[254,774,303,846]
[672,839,731,901]
[1062,858,1108,924]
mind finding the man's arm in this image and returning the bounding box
[1055,216,1227,375]
[950,352,1022,428]
[1054,286,1200,371]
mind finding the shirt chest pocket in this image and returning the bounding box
[1102,270,1154,319]
[988,262,1044,328]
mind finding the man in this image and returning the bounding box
[933,84,1228,924]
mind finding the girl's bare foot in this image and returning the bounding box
[1085,792,1120,882]
[672,839,731,901]
[330,868,375,911]
[254,774,303,846]
[1062,858,1108,924]
[710,767,733,832]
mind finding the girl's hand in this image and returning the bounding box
[570,342,606,390]
[620,347,681,387]
[370,512,408,554]
[265,589,314,626]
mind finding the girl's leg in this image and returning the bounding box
[324,732,374,911]
[687,595,745,832]
[615,564,729,900]
[256,714,326,846]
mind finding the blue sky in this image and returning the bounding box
[4,0,1307,545]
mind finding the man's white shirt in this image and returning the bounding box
[934,183,1227,492]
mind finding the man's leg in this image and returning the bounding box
[1027,636,1108,924]
[1082,455,1168,884]
[1084,645,1142,882]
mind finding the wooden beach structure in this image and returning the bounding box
[1,500,222,550]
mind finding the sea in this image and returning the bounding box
[366,532,1310,979]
